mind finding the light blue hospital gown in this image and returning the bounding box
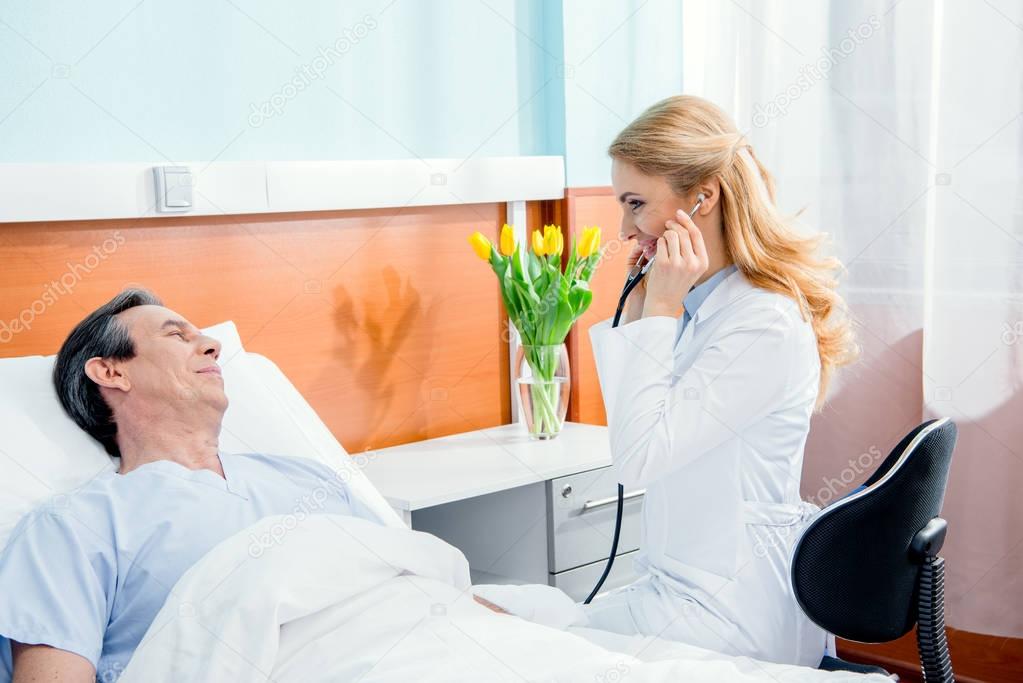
[0,452,381,682]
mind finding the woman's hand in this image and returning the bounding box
[643,209,709,319]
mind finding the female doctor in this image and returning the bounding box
[583,95,860,667]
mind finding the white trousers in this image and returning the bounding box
[580,574,755,657]
[580,570,828,667]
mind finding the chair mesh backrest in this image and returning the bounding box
[791,418,958,642]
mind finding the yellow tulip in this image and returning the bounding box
[499,224,516,256]
[543,225,563,257]
[578,226,602,258]
[468,231,492,261]
[531,229,546,256]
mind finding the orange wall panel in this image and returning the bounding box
[0,204,510,453]
[565,188,625,425]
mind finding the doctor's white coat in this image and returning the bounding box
[586,267,828,667]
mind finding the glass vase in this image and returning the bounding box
[515,343,570,440]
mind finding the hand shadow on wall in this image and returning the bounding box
[329,265,441,450]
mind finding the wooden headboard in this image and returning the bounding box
[0,203,512,453]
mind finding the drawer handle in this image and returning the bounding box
[581,489,645,511]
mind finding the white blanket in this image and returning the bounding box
[120,515,887,682]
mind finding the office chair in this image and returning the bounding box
[791,417,958,682]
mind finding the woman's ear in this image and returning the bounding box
[694,180,721,216]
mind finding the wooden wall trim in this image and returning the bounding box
[838,629,1023,683]
[0,156,566,223]
[565,186,615,198]
[561,187,621,425]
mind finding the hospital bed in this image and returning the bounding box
[0,321,887,682]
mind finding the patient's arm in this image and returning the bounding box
[11,642,95,683]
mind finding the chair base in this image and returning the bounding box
[917,554,954,682]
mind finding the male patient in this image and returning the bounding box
[0,289,385,682]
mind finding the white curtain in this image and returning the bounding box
[682,0,1023,637]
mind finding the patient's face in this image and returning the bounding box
[114,305,227,415]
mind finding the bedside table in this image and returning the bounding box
[361,422,645,600]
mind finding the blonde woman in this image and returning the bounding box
[586,95,859,666]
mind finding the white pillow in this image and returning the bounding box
[0,320,402,549]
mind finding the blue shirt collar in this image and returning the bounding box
[684,263,738,319]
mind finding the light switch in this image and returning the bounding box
[153,166,193,213]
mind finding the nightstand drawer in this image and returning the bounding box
[550,549,640,602]
[547,465,644,573]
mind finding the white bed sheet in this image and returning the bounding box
[119,514,887,683]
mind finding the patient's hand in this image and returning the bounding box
[472,584,588,629]
[473,594,509,614]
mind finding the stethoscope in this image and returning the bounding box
[584,193,706,605]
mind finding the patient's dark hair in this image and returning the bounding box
[53,288,163,458]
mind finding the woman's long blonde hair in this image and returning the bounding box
[609,95,859,411]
